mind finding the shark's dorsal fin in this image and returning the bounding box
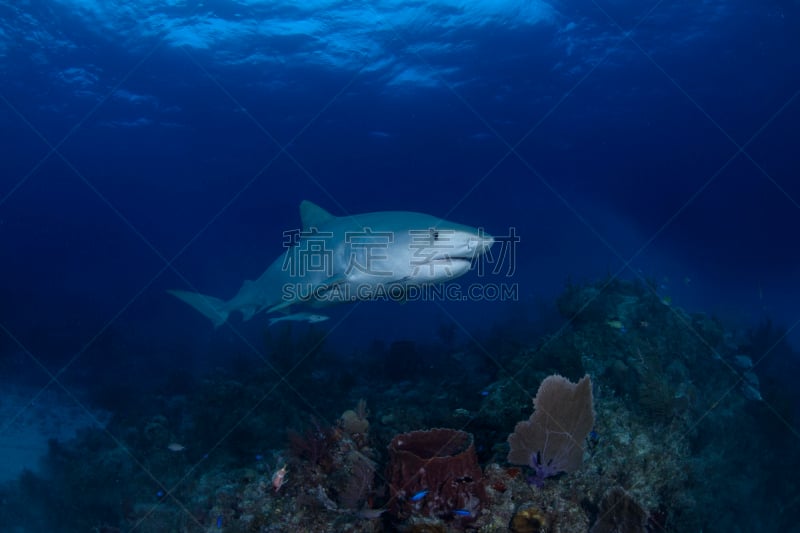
[300,200,335,231]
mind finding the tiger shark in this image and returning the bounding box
[169,200,494,327]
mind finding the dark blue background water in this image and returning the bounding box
[1,0,798,444]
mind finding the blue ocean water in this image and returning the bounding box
[1,1,798,532]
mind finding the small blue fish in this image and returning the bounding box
[156,490,164,498]
[410,490,429,502]
[216,515,223,529]
[453,509,471,516]
[588,429,600,451]
[255,454,263,461]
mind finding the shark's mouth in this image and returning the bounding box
[430,256,472,264]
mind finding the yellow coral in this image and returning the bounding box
[510,506,549,533]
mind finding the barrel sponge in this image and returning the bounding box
[387,428,485,521]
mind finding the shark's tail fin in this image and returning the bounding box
[168,290,229,328]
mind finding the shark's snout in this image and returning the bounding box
[469,232,495,255]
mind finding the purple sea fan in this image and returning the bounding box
[507,374,595,486]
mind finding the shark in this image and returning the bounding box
[169,200,494,327]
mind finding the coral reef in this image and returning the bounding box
[4,277,800,532]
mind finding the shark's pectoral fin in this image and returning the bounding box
[267,300,294,313]
[315,274,348,298]
[168,290,229,328]
[266,275,347,313]
[321,274,346,286]
[240,306,258,321]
